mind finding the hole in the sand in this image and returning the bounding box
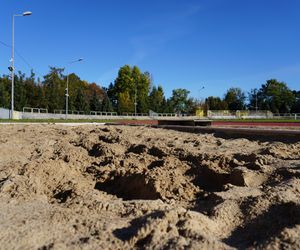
[148,146,166,158]
[94,174,160,200]
[53,189,73,203]
[99,135,120,143]
[88,143,103,157]
[233,153,257,163]
[148,160,164,169]
[127,144,148,154]
[187,166,230,192]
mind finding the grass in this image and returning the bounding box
[213,119,300,123]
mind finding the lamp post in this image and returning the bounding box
[10,11,32,119]
[197,86,205,116]
[198,86,205,101]
[65,58,83,119]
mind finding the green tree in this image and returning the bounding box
[168,88,191,114]
[205,96,228,110]
[118,92,133,113]
[89,89,102,111]
[136,70,151,113]
[291,91,300,113]
[224,87,246,110]
[0,75,11,109]
[114,65,134,113]
[101,93,113,112]
[74,87,89,112]
[149,85,166,113]
[251,79,295,113]
[14,71,28,111]
[114,65,151,114]
[43,67,65,112]
[106,83,117,111]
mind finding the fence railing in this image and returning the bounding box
[273,113,300,120]
[90,111,118,116]
[54,110,85,115]
[208,110,300,120]
[23,107,48,113]
[122,113,149,116]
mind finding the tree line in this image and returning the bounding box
[206,80,300,113]
[0,65,299,114]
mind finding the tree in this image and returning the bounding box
[87,83,105,112]
[291,91,300,113]
[101,93,114,112]
[118,91,133,113]
[136,69,151,113]
[168,88,191,114]
[149,85,166,113]
[74,87,89,112]
[250,79,295,113]
[114,65,151,114]
[106,83,117,111]
[205,96,228,110]
[224,87,246,110]
[0,75,11,109]
[43,67,65,112]
[89,89,102,111]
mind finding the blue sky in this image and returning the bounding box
[1,0,299,99]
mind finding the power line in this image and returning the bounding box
[0,40,43,78]
[0,40,11,48]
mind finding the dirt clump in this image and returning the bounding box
[0,124,299,249]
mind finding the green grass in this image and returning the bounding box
[213,119,300,123]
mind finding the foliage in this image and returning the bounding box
[0,65,299,116]
[113,65,151,114]
[224,87,246,110]
[249,79,295,113]
[168,88,192,114]
[149,85,166,113]
[205,96,228,110]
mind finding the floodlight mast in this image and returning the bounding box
[10,11,32,119]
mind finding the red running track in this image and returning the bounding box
[115,120,300,127]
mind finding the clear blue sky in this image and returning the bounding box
[1,0,299,99]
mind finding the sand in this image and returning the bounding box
[0,124,299,249]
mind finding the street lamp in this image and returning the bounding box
[65,58,83,119]
[10,11,32,119]
[198,86,205,101]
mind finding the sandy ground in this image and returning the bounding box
[0,124,299,249]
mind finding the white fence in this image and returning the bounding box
[1,106,300,121]
[23,107,48,113]
[208,110,274,119]
[273,113,300,120]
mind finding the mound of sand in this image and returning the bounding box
[0,124,299,249]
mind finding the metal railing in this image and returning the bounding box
[23,107,48,113]
[90,111,118,116]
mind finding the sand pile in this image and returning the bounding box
[0,124,299,249]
